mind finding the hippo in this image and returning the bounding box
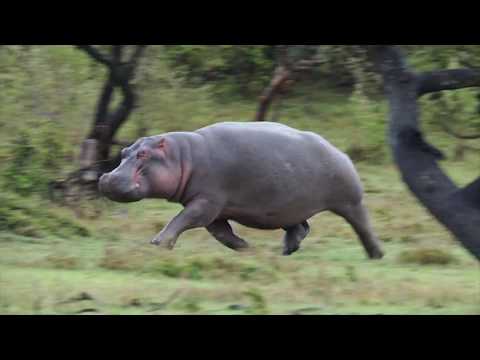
[99,122,384,259]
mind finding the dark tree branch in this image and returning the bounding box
[109,82,136,136]
[92,80,114,130]
[75,45,148,177]
[276,45,291,67]
[129,45,147,70]
[370,45,480,261]
[112,45,124,64]
[418,69,480,97]
[255,66,291,122]
[458,177,480,210]
[255,46,324,122]
[107,47,147,134]
[75,45,112,68]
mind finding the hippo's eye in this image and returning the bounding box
[137,150,148,160]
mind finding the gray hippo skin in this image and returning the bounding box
[99,122,384,259]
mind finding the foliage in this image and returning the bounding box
[163,45,276,97]
[406,45,480,71]
[345,82,389,164]
[3,121,67,197]
[398,248,459,266]
[0,192,90,238]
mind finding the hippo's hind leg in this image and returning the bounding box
[207,220,250,252]
[333,203,384,260]
[282,221,310,256]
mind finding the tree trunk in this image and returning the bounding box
[75,45,146,181]
[255,46,324,122]
[370,45,480,261]
[255,65,291,122]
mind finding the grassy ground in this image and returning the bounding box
[1,86,479,315]
[1,160,479,315]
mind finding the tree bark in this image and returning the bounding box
[370,45,480,261]
[75,45,147,177]
[255,65,291,122]
[418,69,480,96]
[255,46,324,122]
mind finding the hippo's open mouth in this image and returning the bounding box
[133,163,153,192]
[99,167,149,203]
[133,164,146,188]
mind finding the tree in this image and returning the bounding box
[74,45,147,181]
[366,45,480,261]
[254,44,480,261]
[255,45,325,122]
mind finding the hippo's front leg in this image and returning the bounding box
[151,198,222,249]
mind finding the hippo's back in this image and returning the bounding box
[196,121,347,170]
[194,122,362,229]
[198,121,318,139]
[196,121,338,155]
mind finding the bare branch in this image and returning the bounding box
[75,45,112,67]
[109,82,136,135]
[255,46,323,121]
[255,66,291,122]
[111,139,133,147]
[128,45,147,69]
[418,69,480,97]
[459,176,480,210]
[92,80,115,130]
[292,58,327,72]
[112,45,124,65]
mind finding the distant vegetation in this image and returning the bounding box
[0,45,479,314]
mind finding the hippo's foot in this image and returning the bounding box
[282,221,310,256]
[150,234,177,250]
[368,247,384,260]
[283,243,300,256]
[331,203,385,261]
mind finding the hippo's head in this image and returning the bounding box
[99,136,183,203]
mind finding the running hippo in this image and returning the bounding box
[99,122,384,259]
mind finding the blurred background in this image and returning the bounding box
[0,45,479,315]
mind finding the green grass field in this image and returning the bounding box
[1,157,479,315]
[1,87,479,315]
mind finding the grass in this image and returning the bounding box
[0,161,479,315]
[0,85,479,315]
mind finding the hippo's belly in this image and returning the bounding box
[219,204,327,230]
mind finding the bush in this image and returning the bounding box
[398,248,458,266]
[0,193,90,238]
[346,87,389,164]
[163,45,275,98]
[3,121,66,197]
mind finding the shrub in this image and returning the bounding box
[3,122,66,197]
[0,193,90,238]
[398,248,458,266]
[163,45,275,98]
